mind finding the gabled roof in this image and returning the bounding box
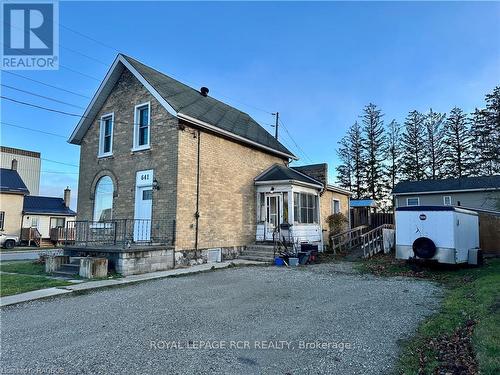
[69,54,295,160]
[392,175,500,195]
[255,164,323,188]
[23,196,76,216]
[0,168,29,195]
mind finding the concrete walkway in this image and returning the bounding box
[0,259,263,307]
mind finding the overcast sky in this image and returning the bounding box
[1,1,499,210]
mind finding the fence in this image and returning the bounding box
[65,219,175,248]
[350,209,394,229]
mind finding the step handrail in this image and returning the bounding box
[360,224,395,258]
[330,225,368,254]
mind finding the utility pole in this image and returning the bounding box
[272,112,279,140]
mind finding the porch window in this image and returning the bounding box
[98,113,114,157]
[133,102,150,150]
[293,192,318,224]
[258,192,265,222]
[282,192,289,223]
[93,176,114,222]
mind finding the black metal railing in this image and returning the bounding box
[65,219,175,248]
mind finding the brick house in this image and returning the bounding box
[67,54,350,274]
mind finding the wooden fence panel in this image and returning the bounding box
[478,213,500,256]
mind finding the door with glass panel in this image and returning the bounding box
[265,194,281,240]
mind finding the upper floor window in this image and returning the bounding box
[133,102,150,150]
[93,176,114,222]
[407,197,419,206]
[443,196,452,206]
[99,113,114,157]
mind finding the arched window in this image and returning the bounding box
[93,176,114,221]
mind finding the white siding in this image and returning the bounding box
[0,149,41,195]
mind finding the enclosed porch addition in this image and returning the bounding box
[254,164,324,250]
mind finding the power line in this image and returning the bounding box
[279,118,314,163]
[1,84,86,110]
[0,121,68,138]
[1,71,91,99]
[60,24,120,53]
[1,95,173,128]
[41,158,79,168]
[42,170,79,174]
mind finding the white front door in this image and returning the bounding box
[265,194,281,240]
[134,170,153,241]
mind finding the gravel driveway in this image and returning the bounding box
[1,263,442,374]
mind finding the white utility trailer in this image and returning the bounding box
[395,206,482,265]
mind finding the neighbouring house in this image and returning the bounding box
[67,53,350,275]
[21,189,76,247]
[392,175,500,213]
[0,166,76,246]
[0,168,30,237]
[0,146,41,195]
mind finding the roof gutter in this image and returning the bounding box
[254,179,323,190]
[392,187,500,196]
[177,113,298,161]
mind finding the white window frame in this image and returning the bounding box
[332,199,341,214]
[132,101,151,151]
[98,113,114,158]
[406,197,420,206]
[443,196,452,206]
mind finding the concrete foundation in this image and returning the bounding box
[45,255,69,273]
[64,245,244,276]
[79,257,108,279]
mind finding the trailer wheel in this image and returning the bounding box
[4,239,15,249]
[412,237,436,259]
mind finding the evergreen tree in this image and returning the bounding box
[361,103,386,201]
[401,110,427,181]
[424,109,446,179]
[470,108,495,176]
[385,119,402,194]
[349,122,365,199]
[443,107,472,178]
[484,86,500,173]
[336,135,353,191]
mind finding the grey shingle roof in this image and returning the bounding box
[392,175,500,195]
[23,196,76,216]
[255,164,323,186]
[0,168,29,194]
[122,55,294,158]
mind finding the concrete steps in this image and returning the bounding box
[239,244,275,262]
[51,257,81,277]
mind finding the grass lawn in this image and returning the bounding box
[0,261,47,275]
[0,261,72,297]
[356,255,500,375]
[0,274,71,297]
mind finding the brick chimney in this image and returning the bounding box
[11,159,18,170]
[64,187,71,208]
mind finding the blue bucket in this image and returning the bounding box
[274,257,285,266]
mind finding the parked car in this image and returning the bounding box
[0,233,19,249]
[395,206,482,266]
